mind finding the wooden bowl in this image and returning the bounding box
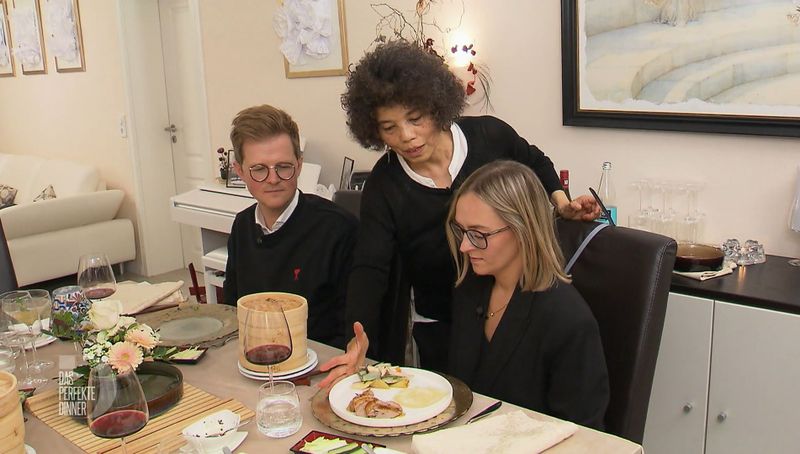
[675,243,724,272]
[137,361,184,417]
[0,371,25,454]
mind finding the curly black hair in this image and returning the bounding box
[341,40,466,151]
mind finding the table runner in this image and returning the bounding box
[25,383,254,453]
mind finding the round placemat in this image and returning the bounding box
[311,373,473,437]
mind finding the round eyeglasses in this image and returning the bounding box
[248,163,296,182]
[449,222,511,250]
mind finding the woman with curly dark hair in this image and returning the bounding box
[321,40,599,382]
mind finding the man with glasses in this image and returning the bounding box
[224,105,358,348]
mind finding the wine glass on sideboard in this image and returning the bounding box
[242,301,292,387]
[78,253,118,300]
[789,166,800,266]
[87,363,149,454]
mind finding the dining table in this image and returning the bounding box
[24,338,643,453]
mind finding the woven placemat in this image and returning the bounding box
[26,384,254,453]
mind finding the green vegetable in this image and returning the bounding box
[327,442,360,454]
[300,437,348,454]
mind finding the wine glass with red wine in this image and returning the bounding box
[78,253,118,300]
[87,363,149,453]
[243,301,293,387]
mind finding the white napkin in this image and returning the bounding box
[114,281,185,315]
[673,261,737,281]
[411,410,578,454]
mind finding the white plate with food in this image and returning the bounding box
[328,365,453,428]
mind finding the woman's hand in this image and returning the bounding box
[558,194,601,221]
[318,322,369,389]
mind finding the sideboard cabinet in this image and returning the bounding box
[644,258,800,454]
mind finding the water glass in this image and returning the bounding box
[0,345,15,373]
[257,380,301,438]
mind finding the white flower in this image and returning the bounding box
[88,300,122,331]
[108,316,136,336]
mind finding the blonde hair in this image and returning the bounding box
[446,160,570,292]
[230,104,301,164]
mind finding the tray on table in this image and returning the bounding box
[25,383,254,453]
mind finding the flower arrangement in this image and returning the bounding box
[217,147,230,180]
[371,0,492,111]
[69,300,176,386]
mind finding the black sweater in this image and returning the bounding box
[449,273,609,429]
[346,116,562,341]
[224,193,358,348]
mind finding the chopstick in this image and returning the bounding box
[466,401,502,424]
[589,187,616,226]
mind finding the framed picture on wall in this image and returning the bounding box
[561,0,800,137]
[8,0,47,74]
[275,0,349,78]
[0,0,15,76]
[40,0,85,72]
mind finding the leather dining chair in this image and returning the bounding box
[556,219,677,443]
[332,189,410,366]
[0,218,18,293]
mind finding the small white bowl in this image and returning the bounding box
[181,410,247,453]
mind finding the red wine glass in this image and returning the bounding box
[87,363,149,453]
[242,301,292,388]
[78,253,118,300]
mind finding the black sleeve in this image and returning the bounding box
[223,219,238,307]
[483,116,562,195]
[329,215,359,349]
[345,174,398,350]
[545,300,610,429]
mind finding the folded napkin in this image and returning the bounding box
[114,281,185,315]
[673,261,737,281]
[412,410,577,454]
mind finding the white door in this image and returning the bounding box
[158,0,210,268]
[706,302,800,454]
[643,293,713,454]
[118,0,210,276]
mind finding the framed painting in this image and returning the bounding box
[9,0,46,74]
[562,0,800,137]
[0,0,14,76]
[275,0,349,78]
[40,0,85,72]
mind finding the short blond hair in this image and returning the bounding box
[230,104,301,164]
[446,160,570,292]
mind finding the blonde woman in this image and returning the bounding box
[321,161,609,428]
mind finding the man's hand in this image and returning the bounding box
[318,322,369,389]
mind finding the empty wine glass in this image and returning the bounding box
[242,300,292,388]
[87,363,149,453]
[789,166,800,266]
[27,289,53,371]
[629,179,653,231]
[78,254,118,300]
[1,291,47,388]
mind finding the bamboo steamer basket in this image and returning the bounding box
[0,371,25,454]
[237,292,308,373]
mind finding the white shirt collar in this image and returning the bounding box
[397,123,467,188]
[255,189,300,235]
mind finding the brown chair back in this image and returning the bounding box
[557,219,676,443]
[0,219,17,293]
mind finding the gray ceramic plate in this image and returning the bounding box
[136,303,238,347]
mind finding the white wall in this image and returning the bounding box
[198,0,800,258]
[1,1,798,267]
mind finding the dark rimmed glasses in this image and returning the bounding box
[248,163,296,182]
[449,222,511,250]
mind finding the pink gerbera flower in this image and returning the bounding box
[107,341,144,373]
[125,326,158,350]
